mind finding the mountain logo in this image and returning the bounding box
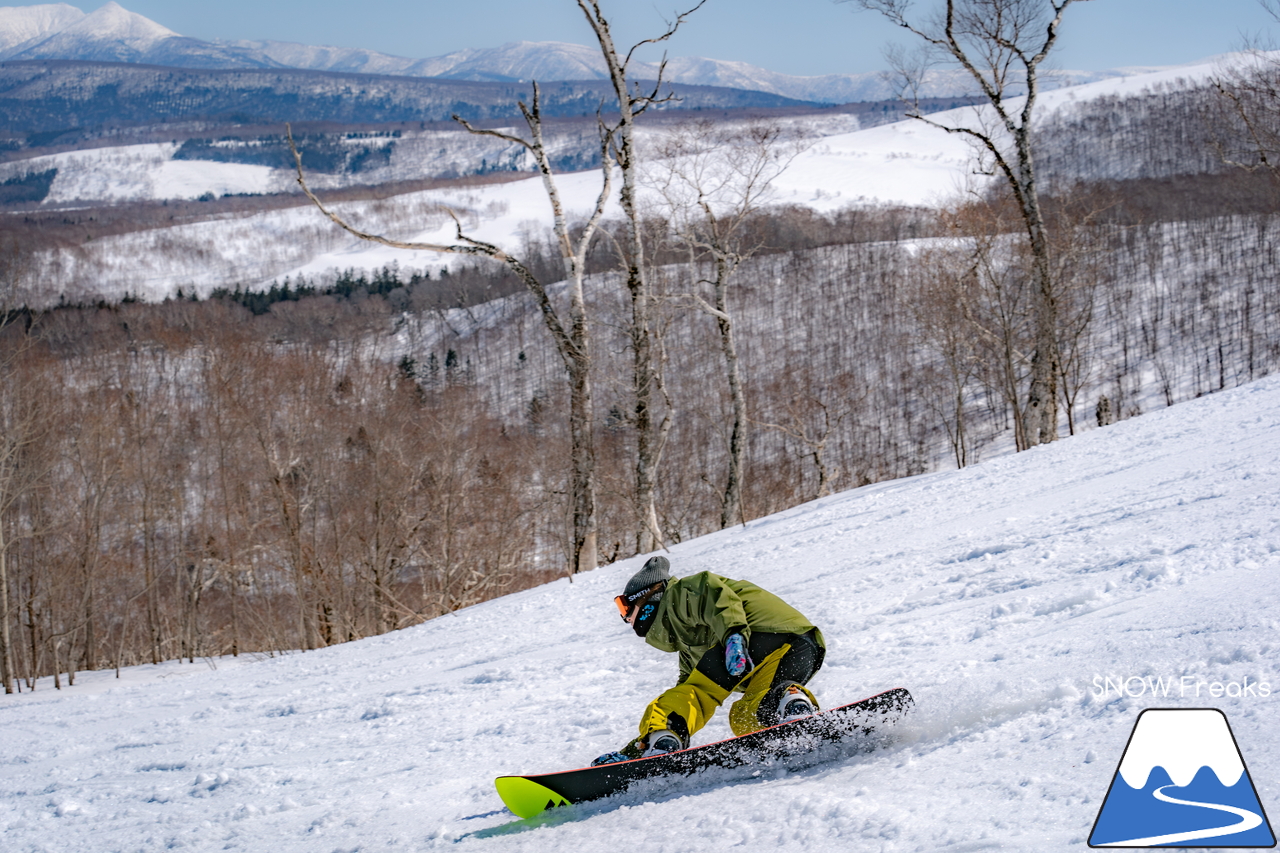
[1089,708,1275,848]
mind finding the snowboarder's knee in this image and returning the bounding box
[639,673,728,739]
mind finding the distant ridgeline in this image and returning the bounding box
[0,60,819,145]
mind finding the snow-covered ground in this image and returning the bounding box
[3,143,283,203]
[2,368,1276,852]
[268,52,1245,285]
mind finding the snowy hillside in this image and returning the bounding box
[1,367,1276,852]
[4,55,1234,303]
[3,51,1224,210]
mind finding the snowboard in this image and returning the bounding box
[495,686,913,819]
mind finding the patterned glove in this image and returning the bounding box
[591,751,630,766]
[724,632,753,678]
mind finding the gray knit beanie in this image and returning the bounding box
[623,556,671,597]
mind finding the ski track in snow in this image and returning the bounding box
[1,377,1278,851]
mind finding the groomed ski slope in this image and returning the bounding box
[2,377,1278,852]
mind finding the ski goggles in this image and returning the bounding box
[614,582,664,622]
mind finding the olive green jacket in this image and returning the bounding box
[644,571,824,684]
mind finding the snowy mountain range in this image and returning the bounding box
[0,2,276,68]
[0,2,1186,103]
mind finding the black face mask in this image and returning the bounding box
[632,591,663,637]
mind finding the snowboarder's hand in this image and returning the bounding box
[591,751,630,766]
[725,632,752,678]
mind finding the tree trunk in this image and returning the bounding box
[580,0,670,554]
[1020,133,1060,447]
[715,256,748,528]
[0,530,14,694]
[617,138,661,552]
[628,267,662,553]
[575,0,711,556]
[567,354,598,573]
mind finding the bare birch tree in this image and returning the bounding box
[575,0,704,553]
[849,0,1090,447]
[288,88,614,575]
[646,119,805,526]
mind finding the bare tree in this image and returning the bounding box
[910,241,984,466]
[1046,192,1108,435]
[1207,6,1280,187]
[646,119,805,526]
[289,0,710,568]
[288,89,614,575]
[938,196,1039,450]
[0,234,34,313]
[753,369,860,502]
[576,0,704,553]
[0,335,51,693]
[850,0,1091,447]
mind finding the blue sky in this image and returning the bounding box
[15,0,1280,76]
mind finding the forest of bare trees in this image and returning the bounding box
[3,165,1279,692]
[3,0,1280,693]
[0,304,567,693]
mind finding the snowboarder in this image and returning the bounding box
[593,556,826,765]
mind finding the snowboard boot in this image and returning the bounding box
[777,682,816,723]
[640,729,685,758]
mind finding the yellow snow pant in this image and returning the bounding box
[638,644,820,740]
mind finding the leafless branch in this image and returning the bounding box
[286,124,495,258]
